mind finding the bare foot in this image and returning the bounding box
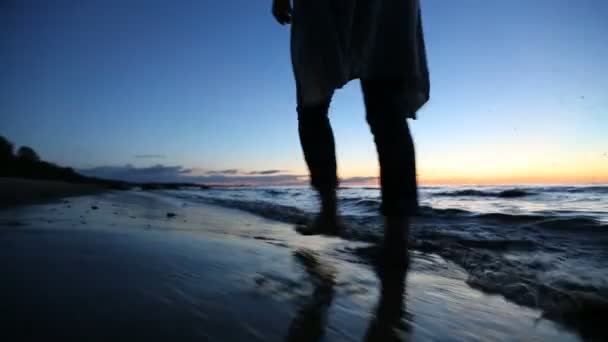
[381,217,410,270]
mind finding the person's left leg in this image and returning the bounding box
[361,79,418,262]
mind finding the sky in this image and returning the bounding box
[1,0,607,185]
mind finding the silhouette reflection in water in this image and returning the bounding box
[286,249,336,341]
[365,258,411,341]
[286,249,410,341]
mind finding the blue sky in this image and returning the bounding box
[1,0,607,184]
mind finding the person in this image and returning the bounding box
[272,0,430,259]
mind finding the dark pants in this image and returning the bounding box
[297,80,418,217]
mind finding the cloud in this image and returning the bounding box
[198,174,305,185]
[340,176,378,185]
[201,168,288,176]
[79,164,190,183]
[79,164,382,186]
[205,169,240,175]
[78,164,306,185]
[133,154,166,159]
[247,169,283,175]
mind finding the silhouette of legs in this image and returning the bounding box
[297,98,340,234]
[296,79,417,241]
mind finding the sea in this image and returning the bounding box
[161,184,608,322]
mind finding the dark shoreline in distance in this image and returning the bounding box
[0,176,211,209]
[0,178,106,209]
[1,135,212,208]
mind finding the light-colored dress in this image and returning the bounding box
[291,0,430,118]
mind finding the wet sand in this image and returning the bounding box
[0,191,581,341]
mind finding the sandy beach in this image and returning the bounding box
[0,182,586,341]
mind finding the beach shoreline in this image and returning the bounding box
[0,188,583,341]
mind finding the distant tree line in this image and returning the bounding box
[1,135,209,190]
[0,135,92,182]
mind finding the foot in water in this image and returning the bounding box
[380,217,410,271]
[296,214,342,236]
[296,190,341,236]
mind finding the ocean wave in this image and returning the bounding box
[418,206,544,222]
[418,206,472,217]
[542,186,608,194]
[202,197,310,225]
[194,196,385,243]
[340,198,380,209]
[351,233,608,338]
[534,217,607,232]
[187,193,606,233]
[418,206,607,231]
[434,188,532,198]
[475,212,548,222]
[466,263,608,337]
[469,213,605,231]
[263,189,283,196]
[406,236,608,338]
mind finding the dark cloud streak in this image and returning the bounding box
[340,176,378,184]
[246,169,283,175]
[205,169,240,175]
[79,164,305,185]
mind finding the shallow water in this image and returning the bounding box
[161,185,608,339]
[0,191,585,341]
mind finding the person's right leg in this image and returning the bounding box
[297,98,340,234]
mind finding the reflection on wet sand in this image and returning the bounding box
[286,249,411,341]
[365,260,411,341]
[286,249,336,341]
